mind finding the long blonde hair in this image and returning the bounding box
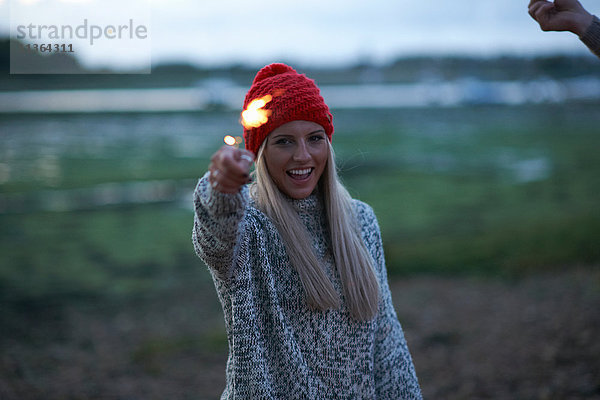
[250,140,380,321]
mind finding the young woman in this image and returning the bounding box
[192,63,422,399]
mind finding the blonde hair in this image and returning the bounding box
[250,140,380,321]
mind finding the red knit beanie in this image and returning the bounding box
[241,63,334,155]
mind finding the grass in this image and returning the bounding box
[1,102,599,305]
[348,169,600,276]
[333,103,600,276]
[0,206,201,304]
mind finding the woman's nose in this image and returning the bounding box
[292,141,311,162]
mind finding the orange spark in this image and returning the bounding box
[241,94,272,129]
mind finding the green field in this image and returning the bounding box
[1,102,599,307]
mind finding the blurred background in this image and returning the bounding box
[1,0,599,398]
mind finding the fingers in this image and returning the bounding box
[209,145,255,194]
[209,167,247,193]
[528,0,543,8]
[211,147,246,178]
[238,151,255,166]
[528,1,558,30]
[528,0,548,8]
[231,147,255,168]
[528,0,590,35]
[528,0,552,19]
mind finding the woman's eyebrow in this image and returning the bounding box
[271,134,293,140]
[271,129,325,140]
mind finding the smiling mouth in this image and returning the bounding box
[287,168,314,180]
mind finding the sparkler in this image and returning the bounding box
[222,135,252,164]
[229,90,284,155]
[223,135,243,148]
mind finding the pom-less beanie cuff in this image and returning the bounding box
[241,63,334,155]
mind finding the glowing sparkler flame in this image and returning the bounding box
[241,94,273,129]
[223,135,243,147]
[224,135,236,146]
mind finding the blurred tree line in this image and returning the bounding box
[1,38,599,91]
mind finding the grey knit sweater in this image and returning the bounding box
[192,172,422,399]
[581,15,600,58]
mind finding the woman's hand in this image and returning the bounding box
[528,0,594,36]
[208,145,255,194]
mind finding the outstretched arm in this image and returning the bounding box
[192,146,254,280]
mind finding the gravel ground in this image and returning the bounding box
[393,267,600,399]
[1,267,599,399]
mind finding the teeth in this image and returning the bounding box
[289,168,312,175]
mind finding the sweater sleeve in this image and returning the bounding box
[580,15,600,58]
[192,171,249,281]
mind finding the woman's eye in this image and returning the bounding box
[274,138,291,145]
[309,135,324,142]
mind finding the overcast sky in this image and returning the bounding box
[2,0,600,70]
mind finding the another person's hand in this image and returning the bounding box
[528,0,594,36]
[208,145,254,194]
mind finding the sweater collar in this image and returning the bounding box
[288,191,323,215]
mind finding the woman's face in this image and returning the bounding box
[263,120,328,200]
